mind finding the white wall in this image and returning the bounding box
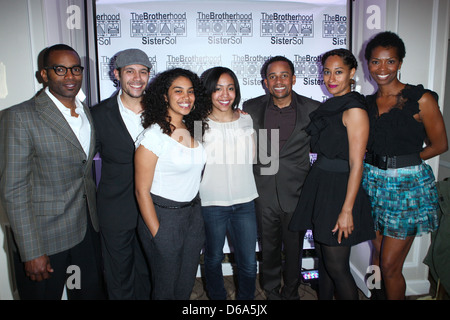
[0,0,45,111]
[0,0,47,300]
[391,0,450,296]
[439,38,450,180]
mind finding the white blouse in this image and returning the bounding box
[136,124,207,202]
[200,113,258,206]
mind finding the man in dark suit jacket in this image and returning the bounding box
[90,49,152,299]
[0,44,105,299]
[243,56,319,300]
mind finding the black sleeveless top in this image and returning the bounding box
[365,84,438,156]
[307,91,367,161]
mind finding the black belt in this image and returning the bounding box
[153,196,199,209]
[365,152,422,170]
[314,156,349,172]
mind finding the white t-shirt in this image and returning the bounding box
[136,123,207,202]
[200,113,258,206]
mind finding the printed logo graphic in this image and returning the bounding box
[261,12,314,39]
[294,54,324,86]
[322,14,347,41]
[97,13,122,38]
[166,55,222,75]
[231,54,270,86]
[294,54,321,78]
[130,12,187,37]
[197,12,253,37]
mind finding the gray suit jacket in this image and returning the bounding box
[243,91,320,213]
[0,91,98,262]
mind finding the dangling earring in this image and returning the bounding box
[398,69,401,81]
[191,104,196,111]
[350,79,356,91]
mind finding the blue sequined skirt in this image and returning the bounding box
[362,162,439,240]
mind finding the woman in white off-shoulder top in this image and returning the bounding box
[134,68,209,300]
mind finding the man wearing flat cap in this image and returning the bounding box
[91,48,152,300]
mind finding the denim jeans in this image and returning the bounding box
[201,201,257,300]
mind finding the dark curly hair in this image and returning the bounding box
[321,48,358,70]
[364,31,406,62]
[141,68,210,140]
[200,66,241,111]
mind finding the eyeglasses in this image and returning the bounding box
[45,65,84,76]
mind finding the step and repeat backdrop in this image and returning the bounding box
[95,0,348,103]
[94,0,349,256]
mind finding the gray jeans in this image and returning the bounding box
[137,193,205,300]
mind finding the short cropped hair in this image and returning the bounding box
[43,44,80,68]
[364,31,406,62]
[262,56,295,78]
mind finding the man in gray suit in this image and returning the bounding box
[243,56,319,300]
[0,44,105,299]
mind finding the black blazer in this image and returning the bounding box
[91,94,140,230]
[243,91,320,213]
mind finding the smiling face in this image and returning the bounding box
[41,49,83,105]
[264,60,296,105]
[114,64,150,99]
[368,46,403,86]
[211,72,236,114]
[322,55,355,97]
[165,76,195,119]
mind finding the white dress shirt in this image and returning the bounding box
[45,87,91,157]
[117,89,144,143]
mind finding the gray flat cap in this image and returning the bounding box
[115,49,152,69]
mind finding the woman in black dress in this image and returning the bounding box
[290,49,375,300]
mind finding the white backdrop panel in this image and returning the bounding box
[95,0,348,103]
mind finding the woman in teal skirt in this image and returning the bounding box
[362,31,448,300]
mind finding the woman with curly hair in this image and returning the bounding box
[135,68,210,300]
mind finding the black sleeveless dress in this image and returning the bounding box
[289,91,375,246]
